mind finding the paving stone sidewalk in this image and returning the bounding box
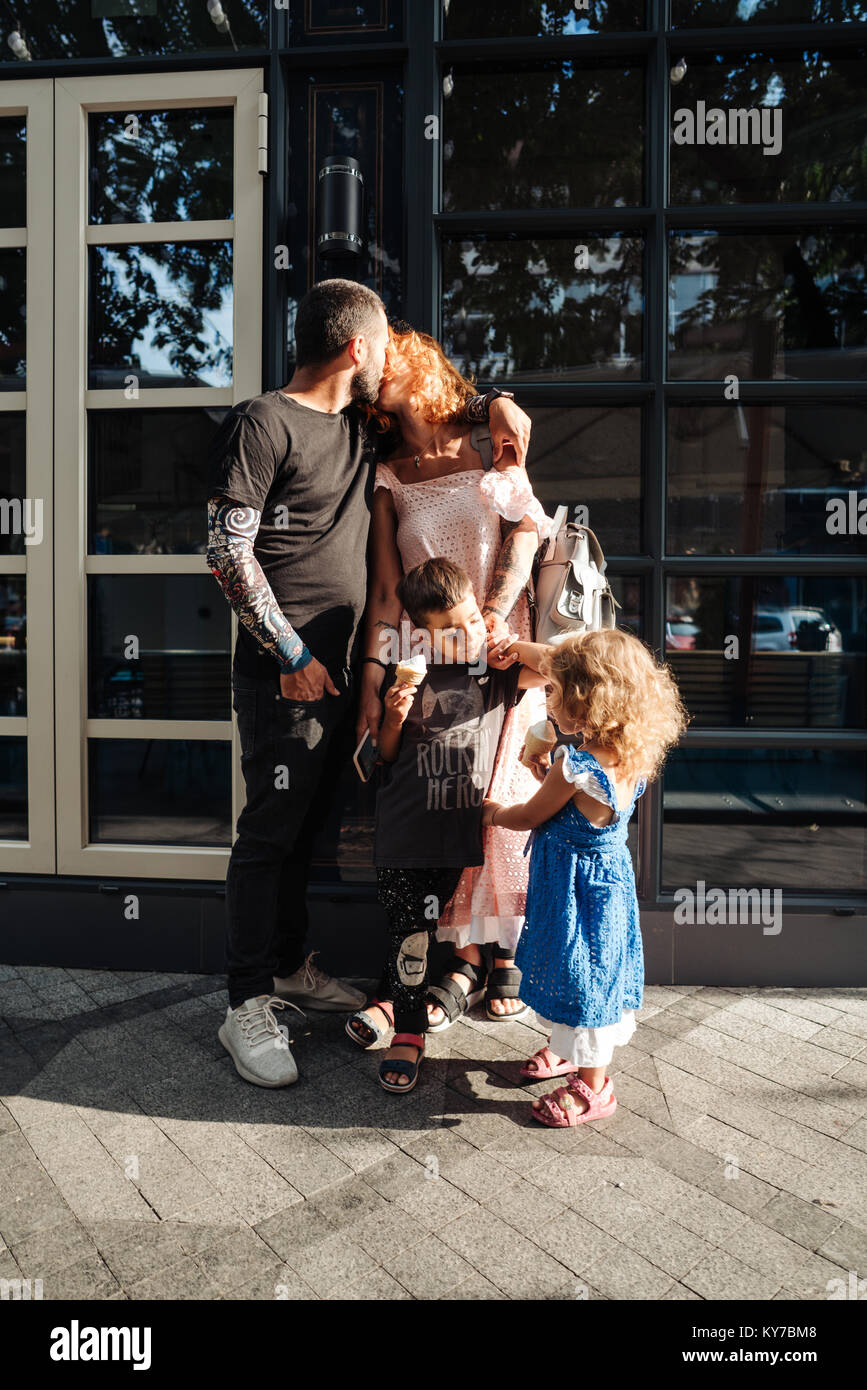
[1,965,866,1301]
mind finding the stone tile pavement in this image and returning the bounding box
[1,964,866,1301]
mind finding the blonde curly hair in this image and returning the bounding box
[362,324,478,432]
[541,628,689,783]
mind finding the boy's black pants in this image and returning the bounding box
[376,866,465,1036]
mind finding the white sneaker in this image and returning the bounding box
[218,994,305,1087]
[273,952,366,1013]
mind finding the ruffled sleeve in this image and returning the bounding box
[479,465,554,542]
[374,463,401,498]
[553,744,616,809]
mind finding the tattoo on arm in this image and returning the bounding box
[206,494,311,670]
[484,530,533,621]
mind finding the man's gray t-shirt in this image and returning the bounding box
[374,659,525,869]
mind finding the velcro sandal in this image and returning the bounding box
[345,997,394,1049]
[378,1033,425,1093]
[425,956,486,1033]
[485,964,531,1023]
[531,1075,617,1128]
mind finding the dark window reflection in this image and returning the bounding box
[293,0,403,39]
[668,228,867,381]
[0,248,26,389]
[526,406,642,553]
[0,1,267,62]
[665,575,866,727]
[88,408,229,554]
[443,63,644,211]
[0,577,25,716]
[668,404,867,555]
[0,414,27,556]
[88,242,233,388]
[0,736,27,840]
[663,748,866,893]
[670,52,867,206]
[88,576,231,720]
[442,235,644,382]
[0,118,26,229]
[88,739,232,846]
[89,108,234,224]
[609,576,644,638]
[671,0,865,25]
[286,73,404,359]
[444,0,646,35]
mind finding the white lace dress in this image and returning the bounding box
[533,746,637,1067]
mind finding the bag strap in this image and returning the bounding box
[469,423,494,470]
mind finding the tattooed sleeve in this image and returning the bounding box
[206,494,312,672]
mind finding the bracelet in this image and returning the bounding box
[361,656,388,670]
[491,805,499,826]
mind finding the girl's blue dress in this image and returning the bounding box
[515,745,647,1030]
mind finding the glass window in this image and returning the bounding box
[441,234,644,381]
[444,0,647,37]
[0,736,27,839]
[609,575,644,638]
[671,0,866,27]
[88,739,232,846]
[442,62,645,211]
[0,414,27,556]
[88,576,231,721]
[285,73,404,358]
[664,575,866,727]
[0,249,26,389]
[525,406,642,553]
[0,577,25,717]
[668,403,867,556]
[88,242,233,388]
[290,0,403,41]
[89,108,234,225]
[88,408,229,555]
[0,118,26,229]
[663,747,867,893]
[0,1,267,63]
[668,228,867,381]
[670,51,867,206]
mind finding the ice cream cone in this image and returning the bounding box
[521,719,557,766]
[395,654,427,687]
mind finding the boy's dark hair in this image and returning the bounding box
[294,279,385,367]
[397,557,473,626]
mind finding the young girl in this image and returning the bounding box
[481,628,687,1128]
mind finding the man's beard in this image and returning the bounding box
[349,361,382,405]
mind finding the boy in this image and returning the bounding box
[371,556,550,1093]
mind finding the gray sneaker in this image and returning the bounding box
[273,951,366,1013]
[218,994,305,1087]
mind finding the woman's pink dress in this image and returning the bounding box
[373,438,552,954]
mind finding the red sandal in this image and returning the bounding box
[345,998,394,1049]
[531,1074,617,1128]
[378,1033,425,1094]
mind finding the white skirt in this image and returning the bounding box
[535,1010,637,1068]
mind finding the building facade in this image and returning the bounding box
[0,0,865,982]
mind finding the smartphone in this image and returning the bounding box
[353,728,379,782]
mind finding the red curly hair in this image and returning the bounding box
[361,325,478,433]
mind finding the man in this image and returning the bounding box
[206,278,532,1087]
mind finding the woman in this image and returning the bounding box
[349,326,553,1043]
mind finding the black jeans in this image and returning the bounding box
[226,659,357,1009]
[376,866,464,1036]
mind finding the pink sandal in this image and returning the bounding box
[531,1074,617,1128]
[520,1044,581,1081]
